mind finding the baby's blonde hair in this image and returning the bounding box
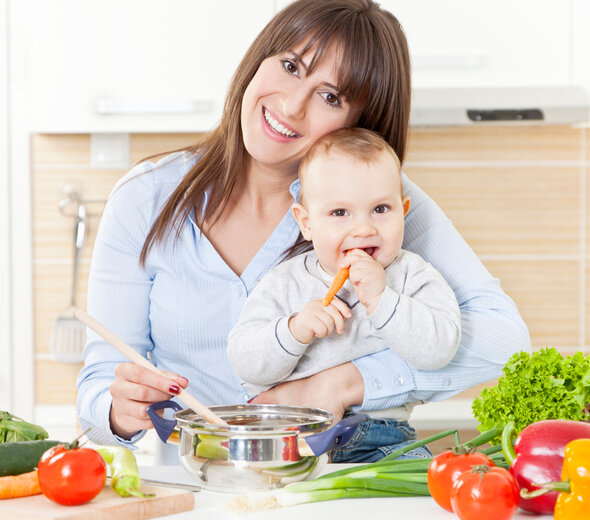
[298,128,402,203]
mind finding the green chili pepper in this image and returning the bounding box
[97,446,154,498]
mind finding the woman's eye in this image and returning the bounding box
[374,205,389,214]
[331,209,348,217]
[281,59,299,76]
[320,91,342,108]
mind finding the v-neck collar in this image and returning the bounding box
[187,188,301,290]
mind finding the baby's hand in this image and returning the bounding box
[288,298,352,344]
[344,249,386,314]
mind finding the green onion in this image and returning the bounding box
[226,425,505,512]
[380,428,457,462]
[227,488,415,512]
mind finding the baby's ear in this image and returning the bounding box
[402,195,411,216]
[292,203,313,240]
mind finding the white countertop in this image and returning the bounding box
[140,465,554,520]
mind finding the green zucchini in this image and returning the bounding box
[0,439,61,476]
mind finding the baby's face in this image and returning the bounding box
[295,150,409,275]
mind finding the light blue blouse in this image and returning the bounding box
[76,152,530,450]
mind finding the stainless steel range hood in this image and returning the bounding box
[410,86,589,126]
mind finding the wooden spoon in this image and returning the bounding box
[75,308,228,426]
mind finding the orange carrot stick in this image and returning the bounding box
[0,470,42,499]
[322,266,350,306]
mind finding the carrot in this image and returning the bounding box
[322,266,350,306]
[0,470,42,499]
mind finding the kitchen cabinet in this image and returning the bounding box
[277,0,575,89]
[14,0,275,133]
[572,0,590,94]
[14,0,589,134]
[379,0,572,88]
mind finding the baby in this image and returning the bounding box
[228,127,461,399]
[227,128,462,462]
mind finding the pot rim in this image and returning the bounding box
[174,403,334,435]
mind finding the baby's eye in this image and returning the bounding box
[281,59,299,76]
[330,208,348,217]
[373,205,390,214]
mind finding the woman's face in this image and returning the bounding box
[241,42,361,175]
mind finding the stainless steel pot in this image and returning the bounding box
[147,401,365,493]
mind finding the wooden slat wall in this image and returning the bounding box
[31,133,202,404]
[30,126,589,405]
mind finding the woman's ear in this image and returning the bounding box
[402,195,411,216]
[292,203,313,241]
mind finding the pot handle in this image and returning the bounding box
[299,413,367,456]
[146,400,184,443]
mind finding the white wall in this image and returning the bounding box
[0,0,13,413]
[6,0,34,419]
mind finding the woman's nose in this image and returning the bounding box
[279,88,308,120]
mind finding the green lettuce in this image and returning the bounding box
[0,410,49,442]
[472,347,590,439]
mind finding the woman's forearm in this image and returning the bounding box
[250,362,364,421]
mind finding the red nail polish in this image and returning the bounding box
[169,384,180,395]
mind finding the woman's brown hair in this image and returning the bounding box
[140,0,411,265]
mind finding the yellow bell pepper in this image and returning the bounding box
[554,438,590,519]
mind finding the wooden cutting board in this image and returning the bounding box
[0,484,195,520]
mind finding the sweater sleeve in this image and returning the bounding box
[227,265,309,389]
[368,255,461,370]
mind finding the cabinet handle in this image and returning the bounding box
[95,98,216,115]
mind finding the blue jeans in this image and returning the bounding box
[329,416,432,463]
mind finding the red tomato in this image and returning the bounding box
[427,450,495,511]
[450,465,520,520]
[38,443,107,506]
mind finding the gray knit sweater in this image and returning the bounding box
[227,249,461,396]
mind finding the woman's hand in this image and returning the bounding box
[108,362,188,439]
[249,362,364,422]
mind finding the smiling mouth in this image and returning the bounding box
[263,108,300,138]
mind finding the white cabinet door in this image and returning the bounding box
[572,0,590,96]
[279,0,573,88]
[17,0,275,132]
[381,0,572,88]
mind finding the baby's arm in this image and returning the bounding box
[369,255,461,370]
[227,270,350,387]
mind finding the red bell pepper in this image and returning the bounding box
[501,419,590,514]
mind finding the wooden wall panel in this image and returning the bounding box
[405,165,580,256]
[483,259,580,348]
[129,133,202,164]
[32,167,124,261]
[31,134,91,164]
[34,262,89,356]
[406,125,580,162]
[35,360,82,405]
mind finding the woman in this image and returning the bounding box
[76,0,530,463]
